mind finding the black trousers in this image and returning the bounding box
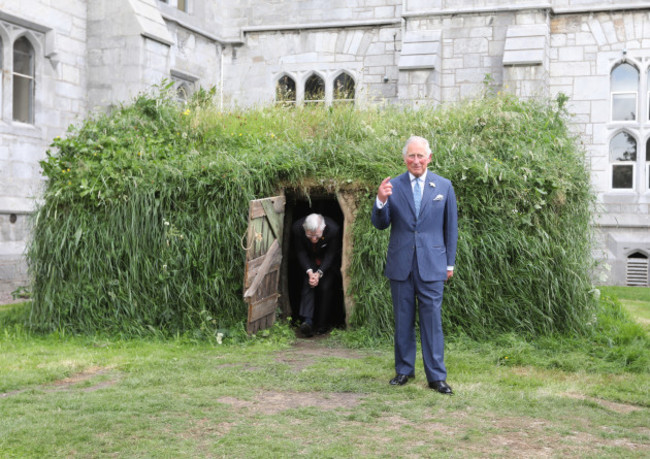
[299,273,335,328]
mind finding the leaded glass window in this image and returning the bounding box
[610,131,636,189]
[611,63,638,121]
[13,37,35,124]
[647,138,650,190]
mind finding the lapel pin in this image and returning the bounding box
[429,182,436,188]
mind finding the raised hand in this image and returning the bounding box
[377,177,392,204]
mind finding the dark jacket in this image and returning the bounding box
[292,216,340,276]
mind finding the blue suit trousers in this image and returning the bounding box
[390,253,447,382]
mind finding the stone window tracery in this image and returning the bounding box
[170,69,198,105]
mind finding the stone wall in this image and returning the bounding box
[217,0,400,39]
[0,0,88,295]
[0,0,223,295]
[224,25,400,107]
[1,0,650,290]
[87,0,221,111]
[548,10,650,284]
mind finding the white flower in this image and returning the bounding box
[216,332,224,344]
[434,194,444,201]
[429,182,436,188]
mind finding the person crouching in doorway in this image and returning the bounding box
[292,213,340,337]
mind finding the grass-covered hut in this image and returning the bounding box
[27,88,596,339]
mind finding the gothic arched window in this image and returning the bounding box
[646,138,650,190]
[333,72,355,104]
[304,74,325,105]
[13,37,35,124]
[611,63,638,122]
[610,131,637,189]
[276,75,296,105]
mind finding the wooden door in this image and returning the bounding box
[243,195,285,334]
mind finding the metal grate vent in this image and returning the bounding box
[626,256,649,286]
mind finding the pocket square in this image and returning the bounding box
[434,194,444,201]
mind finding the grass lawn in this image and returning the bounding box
[600,286,650,332]
[1,292,648,458]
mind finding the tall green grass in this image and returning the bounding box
[28,88,596,338]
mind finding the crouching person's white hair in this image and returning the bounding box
[302,213,326,232]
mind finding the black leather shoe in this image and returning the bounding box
[299,322,313,338]
[389,374,414,386]
[428,380,453,395]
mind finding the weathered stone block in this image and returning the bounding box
[456,68,487,84]
[441,73,455,87]
[442,57,463,70]
[453,38,488,55]
[572,76,607,100]
[549,61,590,78]
[364,54,395,67]
[504,36,545,51]
[459,82,482,99]
[550,34,567,47]
[558,46,584,62]
[366,42,387,56]
[469,27,493,39]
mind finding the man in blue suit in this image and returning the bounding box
[371,135,458,394]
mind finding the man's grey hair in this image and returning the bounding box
[402,135,432,157]
[303,213,326,233]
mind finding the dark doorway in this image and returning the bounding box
[281,190,346,331]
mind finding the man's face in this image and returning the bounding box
[404,141,431,178]
[305,229,323,244]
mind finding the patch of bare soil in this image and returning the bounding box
[467,414,648,457]
[563,392,644,414]
[381,414,455,435]
[274,336,368,372]
[471,416,559,457]
[182,418,234,441]
[215,338,367,415]
[1,366,120,398]
[217,390,362,415]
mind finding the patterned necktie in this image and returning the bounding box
[413,177,421,217]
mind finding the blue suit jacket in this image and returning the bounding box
[371,170,458,282]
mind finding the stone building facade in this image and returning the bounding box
[1,0,649,294]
